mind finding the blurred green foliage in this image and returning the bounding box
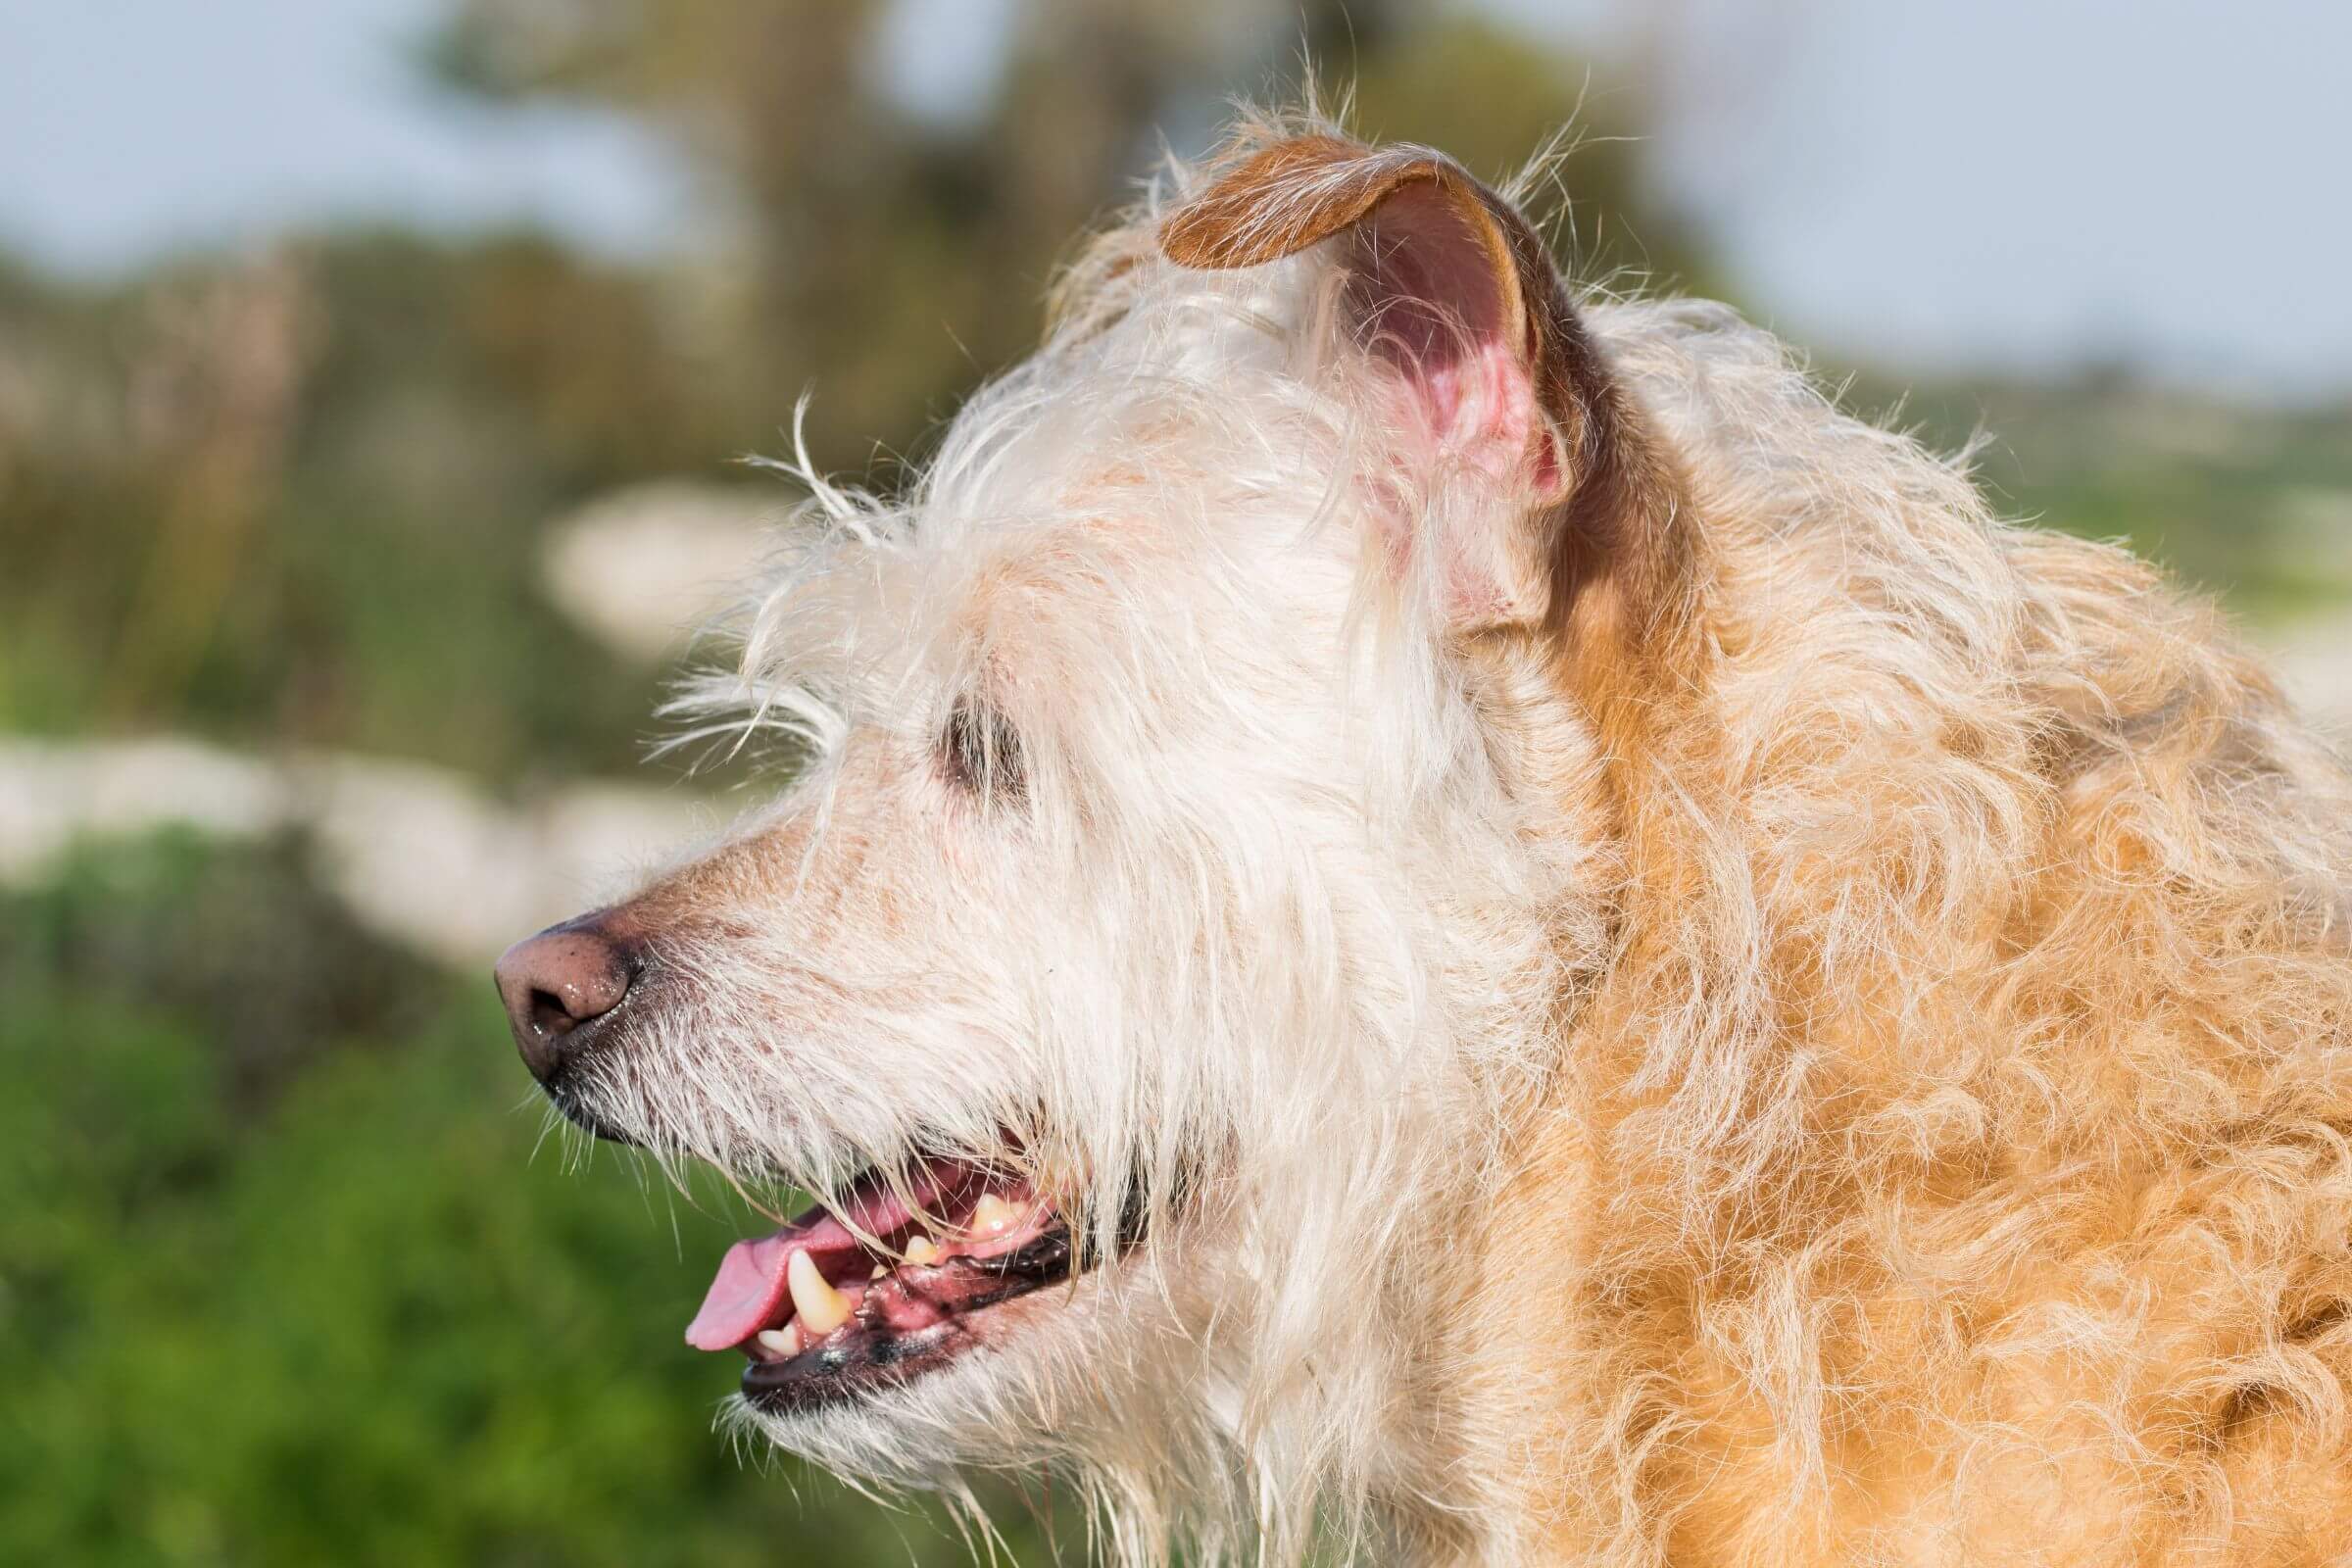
[0,829,435,1108]
[1877,376,2352,620]
[0,831,1048,1565]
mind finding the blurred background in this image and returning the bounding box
[4,1,2348,1561]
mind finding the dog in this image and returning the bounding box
[494,113,2352,1565]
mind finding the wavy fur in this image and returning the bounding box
[554,112,2352,1566]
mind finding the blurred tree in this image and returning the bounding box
[0,237,694,780]
[424,0,1707,472]
[0,3,1714,781]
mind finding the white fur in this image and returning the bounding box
[562,185,1607,1563]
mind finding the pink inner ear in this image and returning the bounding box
[1340,182,1557,626]
[1346,185,1545,487]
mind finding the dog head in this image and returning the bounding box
[495,123,1691,1554]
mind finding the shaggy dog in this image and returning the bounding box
[495,115,2352,1565]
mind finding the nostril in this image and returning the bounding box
[528,987,579,1037]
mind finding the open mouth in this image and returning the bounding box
[687,1155,1077,1413]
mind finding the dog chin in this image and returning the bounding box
[727,1287,1117,1483]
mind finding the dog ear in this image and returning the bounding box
[1162,134,1690,653]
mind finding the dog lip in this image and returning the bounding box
[540,1062,642,1147]
[740,1322,966,1412]
[738,1226,1078,1414]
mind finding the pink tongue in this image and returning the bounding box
[685,1231,811,1351]
[682,1171,942,1351]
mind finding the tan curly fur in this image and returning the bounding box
[1106,112,2352,1564]
[1456,302,2352,1563]
[1436,215,2352,1568]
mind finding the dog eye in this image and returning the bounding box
[942,700,1025,805]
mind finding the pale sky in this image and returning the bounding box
[3,0,2348,400]
[1617,0,2352,401]
[0,0,692,266]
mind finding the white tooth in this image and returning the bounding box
[972,1193,1021,1237]
[904,1234,941,1265]
[755,1326,801,1358]
[870,1264,887,1280]
[787,1249,853,1336]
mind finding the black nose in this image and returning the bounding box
[493,915,641,1084]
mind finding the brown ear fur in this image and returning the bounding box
[1161,133,1700,692]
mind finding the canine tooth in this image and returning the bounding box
[972,1193,1022,1236]
[755,1326,801,1358]
[904,1234,941,1265]
[871,1264,887,1280]
[787,1249,852,1336]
